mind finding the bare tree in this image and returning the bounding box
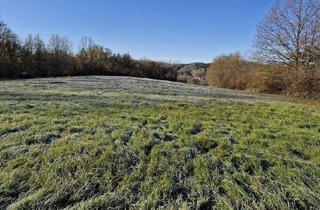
[33,34,48,76]
[255,0,320,69]
[77,36,109,75]
[79,36,95,52]
[47,34,73,76]
[48,34,72,55]
[0,18,20,77]
[78,36,96,73]
[21,34,48,77]
[21,34,36,75]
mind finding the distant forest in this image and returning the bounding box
[0,19,182,81]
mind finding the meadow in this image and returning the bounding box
[0,76,319,209]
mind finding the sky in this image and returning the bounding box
[0,0,274,63]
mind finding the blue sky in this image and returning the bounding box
[0,0,274,63]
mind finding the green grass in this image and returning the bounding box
[0,76,319,209]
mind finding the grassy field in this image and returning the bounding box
[0,76,319,209]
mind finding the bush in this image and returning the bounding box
[257,66,320,97]
[291,69,320,98]
[207,53,258,90]
[253,64,291,94]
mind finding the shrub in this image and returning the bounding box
[290,69,320,98]
[253,64,291,94]
[257,66,320,97]
[207,53,257,90]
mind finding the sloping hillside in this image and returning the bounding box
[0,76,319,209]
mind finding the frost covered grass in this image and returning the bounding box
[0,76,319,209]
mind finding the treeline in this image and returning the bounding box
[0,19,180,80]
[207,53,320,97]
[207,0,320,98]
